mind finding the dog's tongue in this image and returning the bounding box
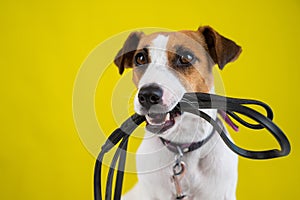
[146,113,169,125]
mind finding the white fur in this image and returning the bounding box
[134,35,186,116]
[123,35,238,200]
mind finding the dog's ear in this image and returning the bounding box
[114,32,144,75]
[198,26,242,70]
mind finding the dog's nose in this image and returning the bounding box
[138,84,163,109]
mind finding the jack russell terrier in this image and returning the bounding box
[114,26,242,200]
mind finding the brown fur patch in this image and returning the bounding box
[116,26,241,93]
[164,31,214,92]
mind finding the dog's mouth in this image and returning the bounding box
[145,108,182,134]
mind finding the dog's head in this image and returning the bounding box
[114,26,241,141]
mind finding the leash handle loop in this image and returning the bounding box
[178,93,290,159]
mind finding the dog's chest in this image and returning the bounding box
[135,137,216,199]
[135,131,238,200]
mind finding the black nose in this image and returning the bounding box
[138,84,163,109]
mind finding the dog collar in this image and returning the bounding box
[159,122,217,154]
[159,114,237,154]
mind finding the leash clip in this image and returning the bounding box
[171,146,188,200]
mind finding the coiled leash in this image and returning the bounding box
[94,92,291,200]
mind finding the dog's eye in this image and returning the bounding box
[177,51,195,67]
[134,51,148,66]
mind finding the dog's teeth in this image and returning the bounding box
[146,115,162,125]
[166,113,170,121]
[145,113,169,126]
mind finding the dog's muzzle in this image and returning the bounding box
[138,84,182,134]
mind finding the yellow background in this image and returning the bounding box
[1,0,300,199]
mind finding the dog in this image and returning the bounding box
[114,26,242,200]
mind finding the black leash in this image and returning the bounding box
[94,114,145,200]
[94,92,291,200]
